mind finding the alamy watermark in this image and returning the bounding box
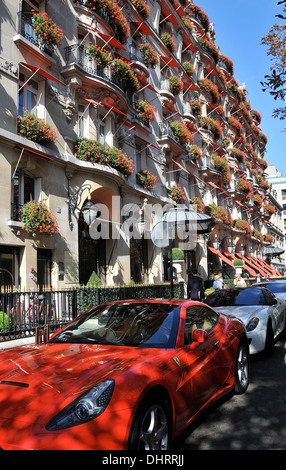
[83,196,199,251]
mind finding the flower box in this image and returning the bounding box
[20,201,59,236]
[199,116,222,140]
[170,121,193,146]
[198,78,219,104]
[136,100,156,124]
[130,0,150,19]
[168,76,183,95]
[161,32,176,52]
[139,43,158,68]
[112,58,140,93]
[188,144,202,160]
[136,169,157,191]
[191,197,205,213]
[189,99,202,117]
[18,111,57,146]
[85,0,129,44]
[210,154,231,184]
[169,185,186,203]
[74,138,134,177]
[86,44,112,67]
[32,12,64,51]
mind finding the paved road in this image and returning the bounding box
[173,332,286,450]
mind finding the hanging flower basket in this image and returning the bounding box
[190,4,210,32]
[198,37,219,63]
[136,169,157,191]
[32,12,64,50]
[136,100,156,124]
[139,43,158,68]
[20,201,59,236]
[182,16,194,33]
[168,75,183,95]
[170,121,193,146]
[74,138,134,177]
[169,185,186,203]
[18,111,57,146]
[130,0,150,18]
[86,44,113,67]
[112,58,140,93]
[161,32,176,52]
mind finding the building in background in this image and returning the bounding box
[0,0,283,290]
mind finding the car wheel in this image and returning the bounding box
[128,395,171,450]
[264,321,274,355]
[234,342,249,394]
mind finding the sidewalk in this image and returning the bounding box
[0,337,36,350]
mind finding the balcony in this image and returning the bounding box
[62,44,130,97]
[157,121,188,155]
[17,13,53,57]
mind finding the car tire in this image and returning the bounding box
[128,394,171,450]
[264,321,274,355]
[234,342,249,394]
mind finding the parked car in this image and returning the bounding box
[0,299,249,450]
[205,287,286,355]
[252,280,286,301]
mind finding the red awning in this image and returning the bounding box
[137,136,161,151]
[137,76,158,93]
[235,253,262,277]
[174,2,186,16]
[20,62,65,85]
[161,56,180,68]
[85,98,127,117]
[183,81,197,91]
[78,24,126,50]
[208,181,229,196]
[161,10,179,25]
[208,246,234,267]
[131,22,153,35]
[204,66,216,76]
[171,157,189,174]
[117,117,136,130]
[183,41,196,52]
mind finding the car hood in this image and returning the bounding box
[0,342,156,424]
[213,305,267,325]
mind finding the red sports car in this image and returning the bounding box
[0,299,249,450]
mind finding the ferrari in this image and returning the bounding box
[205,287,286,355]
[0,299,249,450]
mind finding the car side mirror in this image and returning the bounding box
[192,328,208,343]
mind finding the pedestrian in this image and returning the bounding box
[213,272,224,290]
[234,273,246,287]
[177,269,187,298]
[187,269,205,301]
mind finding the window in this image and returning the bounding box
[18,72,39,116]
[12,170,41,220]
[98,113,106,145]
[78,104,90,139]
[184,305,219,345]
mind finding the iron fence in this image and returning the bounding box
[0,283,183,344]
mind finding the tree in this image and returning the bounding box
[261,0,286,120]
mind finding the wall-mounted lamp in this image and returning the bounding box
[66,172,92,229]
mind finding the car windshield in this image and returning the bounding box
[49,302,180,348]
[263,283,286,294]
[205,287,266,307]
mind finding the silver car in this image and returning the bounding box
[205,287,286,355]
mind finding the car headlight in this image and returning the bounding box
[46,379,114,431]
[246,317,259,332]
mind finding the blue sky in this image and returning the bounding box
[196,0,285,175]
